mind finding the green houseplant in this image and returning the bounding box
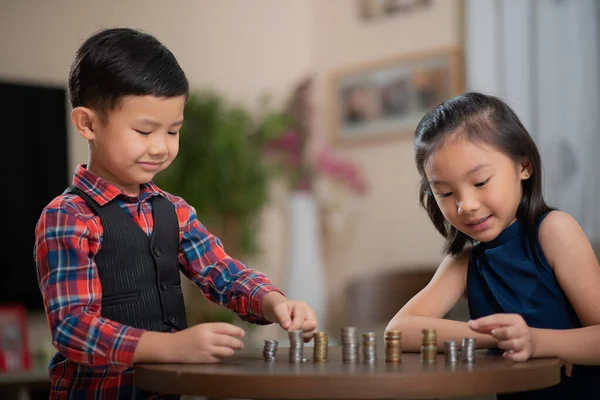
[154,91,292,324]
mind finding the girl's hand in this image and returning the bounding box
[468,313,535,362]
[565,363,573,377]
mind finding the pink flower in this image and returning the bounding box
[315,148,367,195]
[265,130,301,153]
[262,75,368,195]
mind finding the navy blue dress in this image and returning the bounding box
[467,213,600,399]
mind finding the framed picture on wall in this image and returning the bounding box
[328,48,463,145]
[359,0,432,21]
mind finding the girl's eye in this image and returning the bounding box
[437,192,453,198]
[135,130,151,135]
[168,131,178,135]
[475,178,491,187]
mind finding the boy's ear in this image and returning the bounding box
[519,156,533,180]
[71,107,100,140]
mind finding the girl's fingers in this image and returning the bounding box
[491,326,518,340]
[497,338,524,352]
[503,349,529,362]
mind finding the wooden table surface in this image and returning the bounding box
[135,346,561,399]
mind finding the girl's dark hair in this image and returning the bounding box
[414,92,551,255]
[68,28,189,121]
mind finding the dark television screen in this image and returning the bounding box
[0,81,69,310]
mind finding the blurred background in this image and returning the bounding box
[0,0,598,398]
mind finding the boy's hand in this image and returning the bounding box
[262,292,318,341]
[468,313,534,362]
[172,322,245,363]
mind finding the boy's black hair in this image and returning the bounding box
[68,28,189,121]
[414,92,552,255]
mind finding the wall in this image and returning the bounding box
[0,0,462,346]
[311,0,462,332]
[0,0,313,173]
[0,0,314,351]
[465,0,600,243]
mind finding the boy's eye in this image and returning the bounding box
[135,130,179,135]
[474,177,491,187]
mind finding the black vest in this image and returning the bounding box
[68,186,188,332]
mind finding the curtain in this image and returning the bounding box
[465,0,600,244]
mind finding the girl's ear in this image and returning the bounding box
[71,107,100,141]
[519,156,533,180]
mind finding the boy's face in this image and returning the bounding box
[88,95,185,195]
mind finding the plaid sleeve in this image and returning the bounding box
[176,203,283,324]
[34,202,145,367]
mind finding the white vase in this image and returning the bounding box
[285,191,327,334]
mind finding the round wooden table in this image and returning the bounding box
[135,346,561,399]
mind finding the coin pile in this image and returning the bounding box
[288,330,304,363]
[362,332,377,363]
[263,339,278,361]
[461,338,476,363]
[444,340,458,364]
[313,331,329,362]
[341,326,359,363]
[421,328,437,364]
[384,330,402,363]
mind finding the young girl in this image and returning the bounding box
[387,92,600,399]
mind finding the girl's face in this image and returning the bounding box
[424,137,532,243]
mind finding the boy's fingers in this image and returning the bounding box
[302,332,315,342]
[288,308,306,331]
[213,335,244,350]
[210,322,245,337]
[211,346,235,359]
[302,318,318,332]
[305,307,318,325]
[274,304,292,329]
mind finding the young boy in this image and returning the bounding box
[34,27,317,399]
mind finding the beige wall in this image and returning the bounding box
[310,0,460,331]
[0,0,313,173]
[1,0,460,340]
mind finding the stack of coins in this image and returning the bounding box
[341,326,359,363]
[263,340,278,361]
[362,332,377,363]
[420,328,437,364]
[461,338,476,363]
[313,332,329,362]
[384,330,402,363]
[444,340,458,364]
[288,330,304,363]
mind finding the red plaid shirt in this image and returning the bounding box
[34,165,281,399]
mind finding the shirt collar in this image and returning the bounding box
[71,164,164,205]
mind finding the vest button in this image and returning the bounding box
[160,282,167,290]
[153,247,162,257]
